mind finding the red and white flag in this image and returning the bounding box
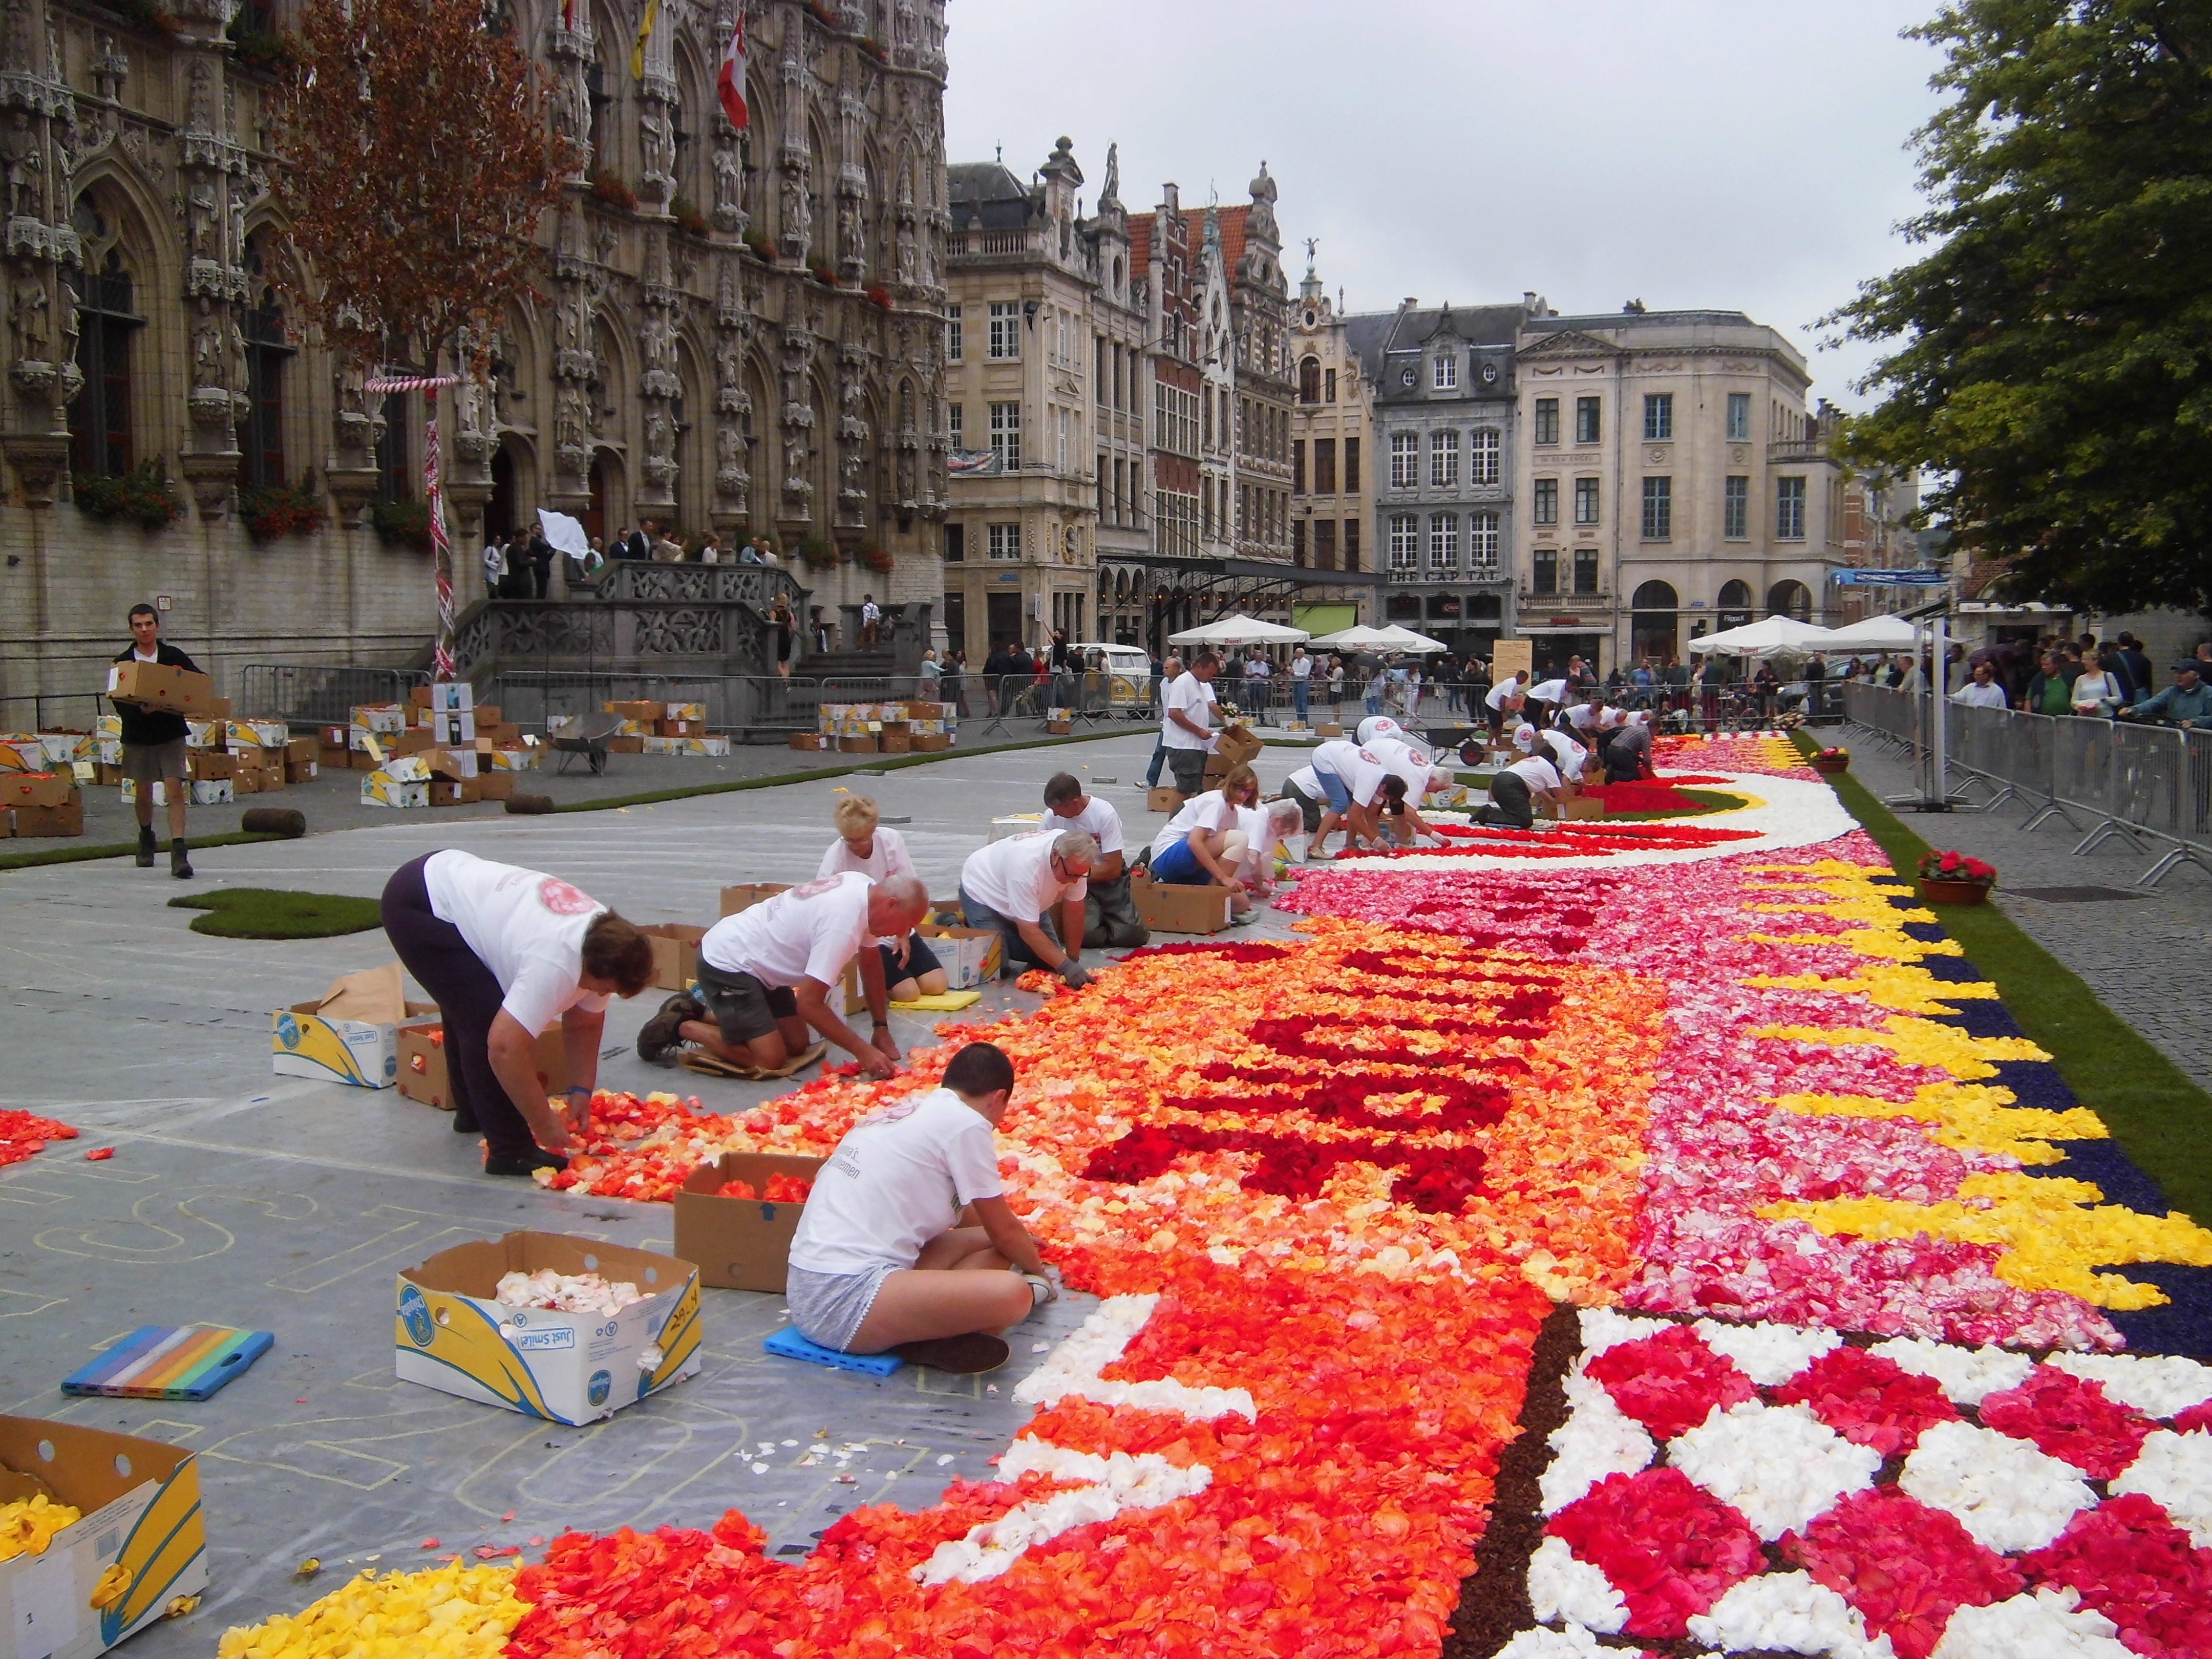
[716,9,748,131]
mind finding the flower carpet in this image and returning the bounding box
[207,732,2212,1658]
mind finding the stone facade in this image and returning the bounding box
[1287,256,1373,630]
[0,0,949,706]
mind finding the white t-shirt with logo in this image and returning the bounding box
[699,871,876,989]
[961,832,1087,918]
[1150,789,1240,861]
[1160,671,1218,751]
[1355,716,1403,745]
[1312,739,1391,806]
[1049,796,1124,857]
[1484,678,1525,713]
[1539,728,1589,780]
[1503,755,1563,794]
[1527,678,1569,705]
[816,825,917,883]
[789,1087,1005,1274]
[1370,736,1436,793]
[423,849,610,1034]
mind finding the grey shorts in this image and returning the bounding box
[786,1262,897,1352]
[693,957,799,1045]
[122,738,189,783]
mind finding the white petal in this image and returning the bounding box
[1526,1537,1627,1635]
[1688,1569,1895,1659]
[2047,1352,2212,1421]
[1898,1421,2094,1553]
[1693,1319,1843,1387]
[1928,1586,2130,1658]
[1869,1337,2035,1406]
[1540,1374,1656,1516]
[2109,1429,2212,1548]
[1669,1400,1879,1540]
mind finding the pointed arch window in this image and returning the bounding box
[238,285,292,488]
[69,248,141,478]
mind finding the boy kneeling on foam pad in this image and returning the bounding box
[784,1040,1056,1374]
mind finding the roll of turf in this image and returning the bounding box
[241,807,308,838]
[505,793,555,815]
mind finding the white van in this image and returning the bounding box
[1067,642,1154,710]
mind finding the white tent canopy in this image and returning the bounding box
[1686,615,1834,657]
[1166,612,1310,647]
[1813,614,1921,651]
[1307,623,1449,653]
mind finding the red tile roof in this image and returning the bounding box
[1216,204,1249,278]
[1127,211,1152,274]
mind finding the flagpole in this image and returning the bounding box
[426,410,455,684]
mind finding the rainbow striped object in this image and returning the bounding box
[61,1325,273,1401]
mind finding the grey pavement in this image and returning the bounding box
[0,732,1315,1652]
[1846,737,2212,1091]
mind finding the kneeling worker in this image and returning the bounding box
[1603,711,1657,783]
[1043,772,1146,948]
[1147,763,1262,921]
[642,873,929,1078]
[960,830,1096,987]
[1306,738,1410,858]
[785,1039,1054,1373]
[817,795,948,1002]
[1477,734,1562,830]
[380,850,657,1177]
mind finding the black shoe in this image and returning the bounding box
[136,826,156,867]
[170,839,193,879]
[636,992,703,1066]
[484,1148,569,1178]
[890,1333,1011,1374]
[452,1105,479,1133]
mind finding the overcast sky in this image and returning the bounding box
[941,1,1948,410]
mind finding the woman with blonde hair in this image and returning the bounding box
[1143,763,1263,924]
[818,795,949,1002]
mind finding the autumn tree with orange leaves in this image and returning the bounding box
[269,0,573,372]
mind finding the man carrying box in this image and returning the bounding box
[645,872,928,1079]
[380,851,657,1176]
[960,830,1095,988]
[785,1040,1055,1373]
[111,603,199,877]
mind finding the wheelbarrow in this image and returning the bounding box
[551,712,625,776]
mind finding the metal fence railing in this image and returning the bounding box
[1843,682,2212,888]
[0,692,109,734]
[235,665,431,729]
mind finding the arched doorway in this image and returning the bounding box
[1767,579,1812,622]
[1630,579,1679,667]
[1718,579,1753,632]
[587,450,623,546]
[487,447,517,542]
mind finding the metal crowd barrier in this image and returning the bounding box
[235,665,431,728]
[0,691,109,733]
[1842,682,2212,887]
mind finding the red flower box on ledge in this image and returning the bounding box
[1810,747,1849,775]
[1917,848,1995,904]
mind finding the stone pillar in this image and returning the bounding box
[546,210,597,516]
[0,0,81,505]
[174,9,252,520]
[711,253,753,538]
[634,225,678,518]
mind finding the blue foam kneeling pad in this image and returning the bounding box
[764,1324,903,1376]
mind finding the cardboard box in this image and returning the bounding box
[12,795,83,837]
[487,746,540,771]
[989,813,1044,842]
[183,719,224,751]
[231,767,262,796]
[1132,870,1233,935]
[837,735,878,754]
[1316,722,1345,739]
[0,1416,208,1659]
[423,709,476,746]
[424,682,474,712]
[1216,722,1263,769]
[912,732,953,752]
[607,735,646,754]
[641,735,732,757]
[472,703,502,727]
[119,778,231,807]
[473,770,515,801]
[637,923,708,991]
[188,749,235,782]
[349,703,408,735]
[428,747,479,780]
[429,779,479,806]
[485,722,523,748]
[317,743,349,770]
[259,763,288,791]
[395,1015,569,1111]
[0,734,47,771]
[285,736,315,764]
[657,719,705,738]
[224,719,288,751]
[1147,786,1185,814]
[673,1153,827,1292]
[878,729,912,754]
[665,702,706,721]
[350,748,384,771]
[2,771,75,810]
[107,657,216,717]
[286,760,318,784]
[788,732,823,750]
[0,807,10,835]
[603,699,662,722]
[272,965,435,1088]
[1539,797,1608,822]
[920,925,1002,989]
[1045,720,1073,735]
[360,773,430,808]
[394,1232,701,1426]
[719,882,790,917]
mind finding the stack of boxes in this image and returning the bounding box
[353,684,538,808]
[804,701,956,755]
[641,700,731,757]
[113,710,299,811]
[0,761,83,836]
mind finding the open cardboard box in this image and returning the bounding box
[1132,870,1232,935]
[1215,721,1263,768]
[272,963,435,1088]
[395,1016,570,1110]
[920,925,1002,989]
[1539,797,1608,821]
[0,1416,207,1659]
[638,923,707,992]
[394,1232,701,1425]
[105,658,216,717]
[719,882,790,917]
[673,1153,827,1291]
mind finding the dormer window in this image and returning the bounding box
[1432,353,1457,391]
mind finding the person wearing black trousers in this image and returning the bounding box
[111,603,199,878]
[380,850,654,1176]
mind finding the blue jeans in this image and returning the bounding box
[1144,738,1168,788]
[1292,681,1309,720]
[961,887,1053,974]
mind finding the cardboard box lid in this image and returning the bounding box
[315,962,408,1024]
[401,1231,696,1301]
[678,1151,826,1196]
[0,1415,194,1514]
[640,922,709,945]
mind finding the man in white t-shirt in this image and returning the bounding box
[1950,662,2009,710]
[1538,725,1590,784]
[1289,647,1313,723]
[785,1040,1053,1371]
[380,850,657,1177]
[1484,670,1528,739]
[1307,738,1410,857]
[653,871,929,1078]
[1159,651,1221,796]
[1525,677,1569,725]
[860,593,883,650]
[961,830,1096,986]
[1479,752,1562,830]
[1043,772,1146,948]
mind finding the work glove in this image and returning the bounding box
[1058,961,1093,990]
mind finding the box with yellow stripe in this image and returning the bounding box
[394,1232,701,1426]
[0,1417,207,1659]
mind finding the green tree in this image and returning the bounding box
[1832,2,2212,613]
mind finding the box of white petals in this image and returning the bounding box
[395,1232,701,1426]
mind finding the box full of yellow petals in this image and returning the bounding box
[395,1232,702,1426]
[0,1416,207,1659]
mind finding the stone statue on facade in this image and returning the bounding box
[712,139,743,230]
[1,113,42,222]
[9,267,49,361]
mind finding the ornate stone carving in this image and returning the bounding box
[712,136,745,232]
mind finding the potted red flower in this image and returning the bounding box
[1810,745,1849,775]
[1917,848,1996,904]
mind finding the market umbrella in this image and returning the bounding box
[1686,615,1834,656]
[1367,624,1451,654]
[1167,612,1310,647]
[1307,625,1398,650]
[537,508,591,559]
[1813,613,1921,650]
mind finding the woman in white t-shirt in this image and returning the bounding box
[1146,764,1262,920]
[817,795,948,1002]
[380,850,656,1177]
[785,1041,1055,1372]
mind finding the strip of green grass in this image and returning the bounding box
[1797,733,2212,1221]
[169,887,384,939]
[0,829,287,874]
